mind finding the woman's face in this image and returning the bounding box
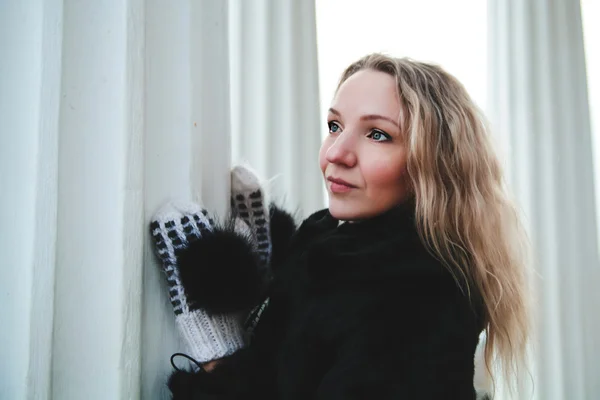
[319,69,409,221]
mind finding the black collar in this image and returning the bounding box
[289,204,428,282]
[297,203,418,248]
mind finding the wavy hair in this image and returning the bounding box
[336,53,531,392]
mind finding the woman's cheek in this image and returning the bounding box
[318,137,333,173]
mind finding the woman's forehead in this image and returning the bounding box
[330,70,403,124]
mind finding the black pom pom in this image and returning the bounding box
[167,350,254,398]
[168,368,223,399]
[268,203,298,270]
[178,220,265,315]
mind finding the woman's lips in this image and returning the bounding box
[327,177,355,193]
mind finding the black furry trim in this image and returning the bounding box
[178,219,265,315]
[167,368,228,399]
[168,350,257,399]
[268,203,298,270]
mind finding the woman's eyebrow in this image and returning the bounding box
[328,107,400,129]
[328,107,341,117]
[360,114,400,129]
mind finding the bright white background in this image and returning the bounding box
[315,2,600,398]
[582,0,600,229]
[316,0,599,244]
[315,0,488,138]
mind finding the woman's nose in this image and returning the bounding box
[325,132,357,167]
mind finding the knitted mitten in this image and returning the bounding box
[230,165,282,338]
[150,201,248,364]
[230,165,271,268]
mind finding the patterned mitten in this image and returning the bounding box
[151,200,260,364]
[230,165,272,268]
[229,164,300,338]
[230,164,299,271]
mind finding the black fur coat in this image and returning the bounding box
[169,205,485,399]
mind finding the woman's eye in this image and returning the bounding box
[328,121,341,134]
[367,129,392,142]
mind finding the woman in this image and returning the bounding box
[151,53,530,399]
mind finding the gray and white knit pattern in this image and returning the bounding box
[230,165,271,268]
[151,200,246,363]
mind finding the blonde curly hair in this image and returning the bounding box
[337,53,532,393]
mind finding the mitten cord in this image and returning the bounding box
[170,352,204,372]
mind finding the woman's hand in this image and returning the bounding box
[202,359,222,372]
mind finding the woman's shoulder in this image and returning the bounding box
[279,206,482,311]
[295,208,339,240]
[305,232,458,297]
[271,207,339,263]
[301,206,449,282]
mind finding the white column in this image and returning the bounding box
[142,1,232,399]
[51,0,145,398]
[0,1,63,398]
[489,0,600,398]
[1,1,233,398]
[229,0,325,216]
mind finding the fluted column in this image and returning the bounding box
[229,0,325,216]
[142,1,232,399]
[0,0,233,398]
[488,0,600,398]
[0,1,63,398]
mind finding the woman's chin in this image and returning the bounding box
[328,197,403,221]
[327,200,363,221]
